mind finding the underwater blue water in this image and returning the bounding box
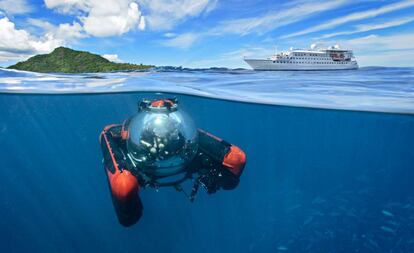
[0,68,414,252]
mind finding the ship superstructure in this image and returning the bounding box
[244,45,358,70]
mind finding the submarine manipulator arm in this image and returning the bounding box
[188,129,246,196]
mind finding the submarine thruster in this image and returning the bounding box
[99,98,247,227]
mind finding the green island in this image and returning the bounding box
[7,47,154,73]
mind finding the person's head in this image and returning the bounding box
[126,99,198,177]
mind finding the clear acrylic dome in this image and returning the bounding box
[126,108,198,177]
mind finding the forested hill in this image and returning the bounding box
[8,47,154,73]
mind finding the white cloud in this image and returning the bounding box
[342,33,414,51]
[356,49,414,67]
[102,54,122,62]
[139,0,217,30]
[213,0,348,36]
[0,51,30,62]
[53,22,85,40]
[189,47,275,68]
[1,0,146,63]
[162,33,199,48]
[138,15,145,30]
[320,32,414,66]
[44,0,88,14]
[283,0,414,38]
[0,17,86,62]
[27,18,85,41]
[192,30,414,68]
[162,0,349,48]
[0,17,62,61]
[164,32,176,38]
[44,0,146,37]
[0,0,33,15]
[319,16,414,39]
[27,18,55,31]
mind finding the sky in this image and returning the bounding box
[0,0,414,68]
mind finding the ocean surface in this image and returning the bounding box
[0,67,413,253]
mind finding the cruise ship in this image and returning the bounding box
[244,45,358,70]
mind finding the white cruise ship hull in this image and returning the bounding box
[244,59,358,71]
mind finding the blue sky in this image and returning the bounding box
[1,0,414,68]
